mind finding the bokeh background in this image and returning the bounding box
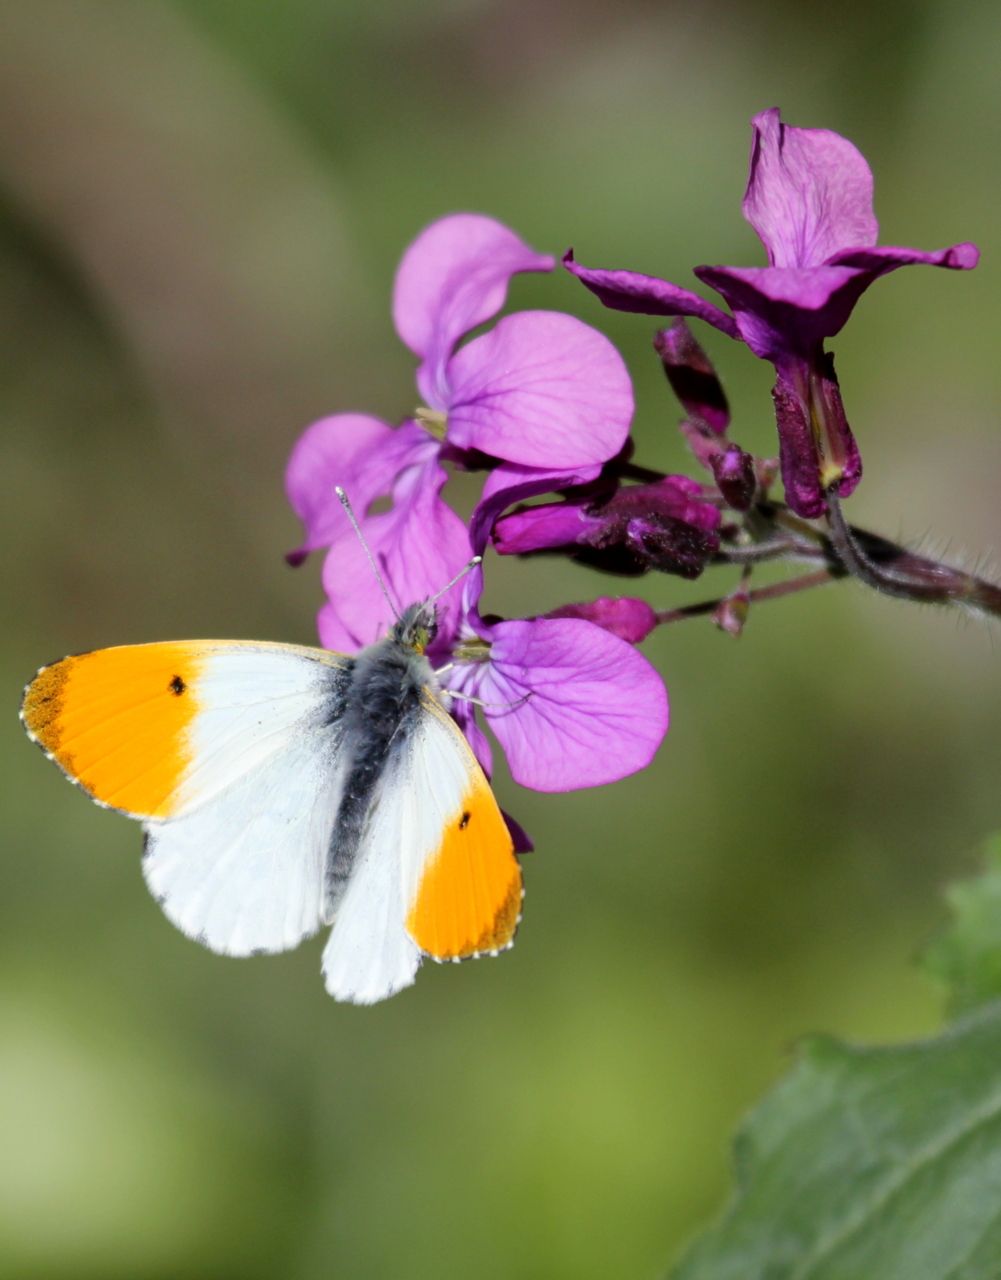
[2,2,999,1277]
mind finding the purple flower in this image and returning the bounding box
[286,213,634,646]
[439,504,669,792]
[566,108,978,517]
[444,611,667,791]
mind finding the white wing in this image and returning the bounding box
[320,746,421,1004]
[131,642,350,956]
[21,639,349,821]
[322,700,520,1004]
[143,726,345,956]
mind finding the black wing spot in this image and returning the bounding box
[169,675,186,696]
[459,811,471,830]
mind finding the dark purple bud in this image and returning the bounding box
[611,476,722,533]
[546,596,657,643]
[679,418,725,474]
[772,352,862,518]
[654,319,730,433]
[625,514,719,578]
[710,443,757,511]
[285,547,310,568]
[493,475,721,579]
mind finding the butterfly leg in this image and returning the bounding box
[443,689,531,713]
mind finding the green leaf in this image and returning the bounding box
[924,836,1001,1016]
[671,838,1001,1280]
[671,1005,1001,1280]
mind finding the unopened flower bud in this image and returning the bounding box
[546,596,657,643]
[710,443,757,511]
[654,320,730,433]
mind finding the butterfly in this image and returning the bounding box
[19,596,524,1005]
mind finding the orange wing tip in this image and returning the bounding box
[405,770,523,962]
[431,935,518,966]
[20,644,204,818]
[417,871,524,964]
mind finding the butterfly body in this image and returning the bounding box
[322,602,439,921]
[21,604,522,1004]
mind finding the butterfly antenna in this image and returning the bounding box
[429,555,482,603]
[334,487,401,620]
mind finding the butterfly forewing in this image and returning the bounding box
[21,640,349,820]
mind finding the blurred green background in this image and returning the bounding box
[2,2,999,1277]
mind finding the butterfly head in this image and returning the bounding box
[392,602,439,655]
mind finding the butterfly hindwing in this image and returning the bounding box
[404,697,522,961]
[322,694,522,1003]
[143,726,346,956]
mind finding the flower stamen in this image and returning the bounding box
[415,407,448,440]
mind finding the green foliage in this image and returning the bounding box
[672,839,1001,1280]
[925,836,1001,1017]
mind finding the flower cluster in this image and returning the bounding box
[286,213,669,796]
[565,107,978,517]
[286,110,989,815]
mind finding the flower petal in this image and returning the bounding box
[479,460,604,513]
[492,500,593,554]
[697,240,978,362]
[285,415,428,557]
[447,698,494,777]
[473,617,668,791]
[458,460,604,630]
[444,310,633,468]
[694,264,870,358]
[743,108,878,268]
[392,213,553,404]
[320,456,471,650]
[830,241,980,272]
[316,600,354,653]
[564,250,738,337]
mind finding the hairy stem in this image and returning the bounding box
[824,490,1001,616]
[654,569,837,627]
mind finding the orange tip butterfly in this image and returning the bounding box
[20,498,522,1004]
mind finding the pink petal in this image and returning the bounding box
[320,457,472,650]
[447,698,494,777]
[392,213,553,404]
[479,460,603,509]
[694,264,869,358]
[469,618,668,792]
[564,250,738,337]
[492,500,593,554]
[830,241,980,272]
[316,600,355,653]
[285,414,427,557]
[743,108,878,268]
[445,310,633,467]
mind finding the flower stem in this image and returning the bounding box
[824,489,1001,616]
[654,569,837,627]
